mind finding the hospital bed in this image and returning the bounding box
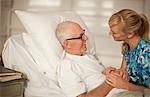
[2,10,149,97]
[2,11,97,97]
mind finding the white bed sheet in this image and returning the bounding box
[2,33,66,97]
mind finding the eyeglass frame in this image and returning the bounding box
[66,29,85,40]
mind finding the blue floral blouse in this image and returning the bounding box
[125,38,150,87]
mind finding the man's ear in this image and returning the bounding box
[63,40,71,49]
[127,32,135,39]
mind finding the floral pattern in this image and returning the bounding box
[125,38,150,86]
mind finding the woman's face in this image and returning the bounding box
[109,24,128,41]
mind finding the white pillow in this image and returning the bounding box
[15,10,63,72]
[15,10,96,73]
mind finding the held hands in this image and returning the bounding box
[102,66,128,89]
[106,71,129,89]
[102,66,116,75]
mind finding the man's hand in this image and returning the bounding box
[102,67,128,80]
[102,66,116,75]
[106,72,129,89]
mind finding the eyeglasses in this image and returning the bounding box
[66,30,85,40]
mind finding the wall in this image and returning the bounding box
[2,0,145,68]
[144,0,150,21]
[74,0,144,67]
[0,0,12,55]
[0,0,1,64]
[144,0,150,43]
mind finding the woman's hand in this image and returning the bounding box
[106,72,129,89]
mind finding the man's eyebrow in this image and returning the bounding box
[82,29,85,34]
[80,30,85,36]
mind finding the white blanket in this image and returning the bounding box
[2,33,66,97]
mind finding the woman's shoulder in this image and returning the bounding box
[139,39,150,52]
[137,40,150,64]
[140,38,150,47]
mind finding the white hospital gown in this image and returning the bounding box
[57,53,126,97]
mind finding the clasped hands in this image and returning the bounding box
[102,66,128,89]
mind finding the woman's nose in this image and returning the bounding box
[108,31,112,36]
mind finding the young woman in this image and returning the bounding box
[105,9,150,91]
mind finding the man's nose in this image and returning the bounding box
[83,34,88,41]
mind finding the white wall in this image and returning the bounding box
[144,0,150,21]
[73,0,144,67]
[0,0,1,63]
[0,0,13,52]
[144,0,150,46]
[3,0,146,68]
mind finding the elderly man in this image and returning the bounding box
[55,21,124,97]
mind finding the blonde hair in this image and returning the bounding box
[109,9,150,54]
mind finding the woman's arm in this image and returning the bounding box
[120,57,126,70]
[119,57,128,80]
[106,72,148,92]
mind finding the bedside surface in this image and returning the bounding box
[0,79,25,97]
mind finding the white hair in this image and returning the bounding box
[55,21,78,44]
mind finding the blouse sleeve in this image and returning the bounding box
[141,46,150,86]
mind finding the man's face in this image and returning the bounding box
[64,23,88,56]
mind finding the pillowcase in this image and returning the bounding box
[22,33,56,81]
[15,10,96,73]
[15,10,63,72]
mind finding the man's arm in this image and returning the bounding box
[77,81,113,97]
[58,60,113,97]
